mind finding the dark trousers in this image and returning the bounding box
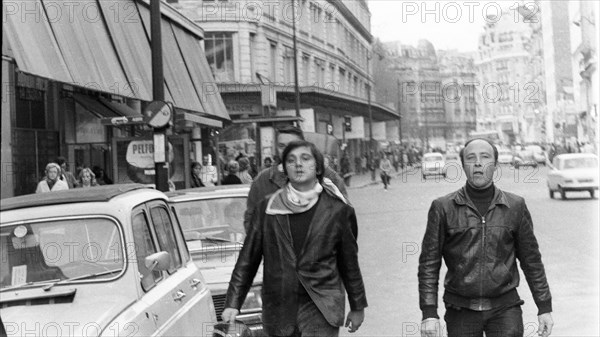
[444,304,524,337]
[381,173,390,189]
[270,297,339,337]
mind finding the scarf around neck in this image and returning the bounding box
[266,177,348,215]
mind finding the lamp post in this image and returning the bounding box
[397,79,402,145]
[151,0,169,192]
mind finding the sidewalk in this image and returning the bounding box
[345,168,410,189]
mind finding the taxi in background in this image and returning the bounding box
[0,185,216,337]
[167,185,264,336]
[547,153,598,199]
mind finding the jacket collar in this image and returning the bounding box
[453,184,511,208]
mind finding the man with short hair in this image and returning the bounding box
[418,138,554,337]
[244,125,347,231]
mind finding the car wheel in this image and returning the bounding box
[590,190,595,199]
[549,189,554,199]
[559,187,567,200]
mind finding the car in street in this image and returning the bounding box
[498,148,514,165]
[421,152,446,179]
[525,145,547,165]
[167,186,264,336]
[0,184,216,337]
[547,153,599,199]
[512,149,539,169]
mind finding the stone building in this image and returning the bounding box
[171,0,397,168]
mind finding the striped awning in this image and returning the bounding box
[2,0,229,123]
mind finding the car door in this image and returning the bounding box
[147,201,215,336]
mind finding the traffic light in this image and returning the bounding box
[344,116,352,132]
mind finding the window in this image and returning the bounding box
[283,46,294,84]
[132,210,161,291]
[205,32,234,82]
[16,82,46,129]
[249,33,256,82]
[270,41,278,81]
[314,58,325,86]
[150,206,182,274]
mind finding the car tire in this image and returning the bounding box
[559,187,567,200]
[590,190,595,199]
[549,189,554,199]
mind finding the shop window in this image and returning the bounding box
[205,32,235,82]
[12,129,59,196]
[15,86,46,129]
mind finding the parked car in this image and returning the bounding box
[421,152,446,179]
[167,186,264,336]
[0,184,216,336]
[547,153,598,199]
[525,145,547,165]
[512,150,539,168]
[498,148,514,165]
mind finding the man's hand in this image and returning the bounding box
[345,309,364,333]
[538,313,553,337]
[221,308,239,324]
[421,318,440,337]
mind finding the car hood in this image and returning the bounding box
[554,168,598,179]
[188,241,263,290]
[1,287,130,336]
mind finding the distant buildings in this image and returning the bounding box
[568,0,598,152]
[375,40,476,150]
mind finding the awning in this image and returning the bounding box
[2,0,229,124]
[232,116,303,124]
[74,94,143,120]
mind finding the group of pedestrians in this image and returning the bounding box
[35,157,111,193]
[218,130,553,337]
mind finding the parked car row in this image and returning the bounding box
[0,184,263,336]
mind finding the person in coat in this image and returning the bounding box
[222,140,367,337]
[244,126,347,232]
[36,163,69,193]
[418,138,554,337]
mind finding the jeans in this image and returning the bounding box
[444,304,524,337]
[270,297,339,337]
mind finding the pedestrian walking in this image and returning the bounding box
[77,167,98,188]
[36,163,69,193]
[341,153,352,187]
[418,138,554,337]
[191,161,205,188]
[244,125,347,232]
[361,154,367,174]
[379,153,392,190]
[55,156,78,189]
[222,140,367,336]
[237,157,254,184]
[222,161,243,185]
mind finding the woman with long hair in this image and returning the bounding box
[190,161,205,188]
[222,140,367,336]
[77,167,98,188]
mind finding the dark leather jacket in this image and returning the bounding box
[226,192,367,335]
[418,186,552,314]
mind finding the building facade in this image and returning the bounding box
[2,0,229,198]
[171,0,397,168]
[569,0,599,152]
[476,9,540,145]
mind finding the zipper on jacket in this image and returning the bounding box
[479,215,486,310]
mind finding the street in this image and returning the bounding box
[342,163,599,337]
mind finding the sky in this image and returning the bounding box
[368,0,516,52]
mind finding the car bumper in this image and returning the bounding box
[561,185,598,192]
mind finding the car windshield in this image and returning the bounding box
[424,155,443,162]
[562,157,598,169]
[172,197,246,244]
[0,218,124,289]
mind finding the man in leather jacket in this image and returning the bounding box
[418,138,554,337]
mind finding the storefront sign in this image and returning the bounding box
[76,102,106,143]
[126,140,173,169]
[226,104,260,116]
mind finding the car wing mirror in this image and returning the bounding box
[145,251,171,271]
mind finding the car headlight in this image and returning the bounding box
[240,285,262,313]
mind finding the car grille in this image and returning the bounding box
[213,293,227,320]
